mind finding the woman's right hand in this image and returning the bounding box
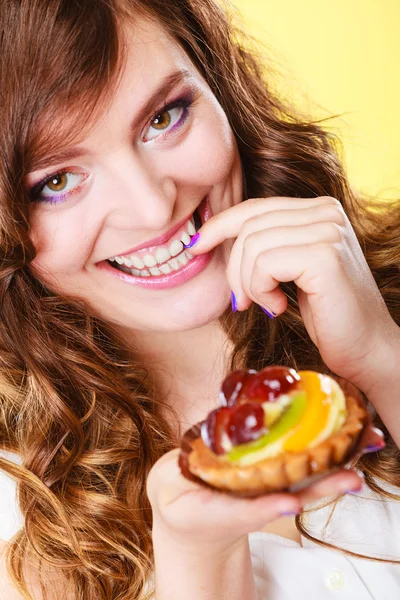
[146,447,364,549]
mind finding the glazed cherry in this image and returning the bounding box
[201,406,232,455]
[244,366,300,403]
[227,403,266,445]
[202,402,266,453]
[204,366,300,454]
[220,369,256,407]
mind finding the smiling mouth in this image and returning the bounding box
[106,204,203,278]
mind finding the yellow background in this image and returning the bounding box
[232,0,400,200]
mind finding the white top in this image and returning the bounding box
[1,450,399,599]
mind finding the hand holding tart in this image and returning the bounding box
[179,367,384,496]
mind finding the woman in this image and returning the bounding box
[0,0,399,598]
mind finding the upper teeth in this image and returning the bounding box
[187,220,196,236]
[117,249,193,277]
[181,231,191,246]
[109,216,196,270]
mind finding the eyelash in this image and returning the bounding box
[29,94,195,205]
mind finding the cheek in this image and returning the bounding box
[177,105,237,184]
[30,209,95,281]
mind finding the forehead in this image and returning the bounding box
[121,18,198,93]
[27,17,202,172]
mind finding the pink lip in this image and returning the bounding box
[98,196,213,290]
[98,249,214,290]
[111,196,207,258]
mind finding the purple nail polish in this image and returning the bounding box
[363,443,385,454]
[261,307,276,319]
[280,511,300,517]
[231,291,238,313]
[183,232,200,249]
[345,487,363,495]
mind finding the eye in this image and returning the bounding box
[30,171,88,204]
[143,98,192,142]
[45,173,70,193]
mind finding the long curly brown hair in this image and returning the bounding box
[0,0,399,598]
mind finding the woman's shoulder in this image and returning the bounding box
[0,450,24,541]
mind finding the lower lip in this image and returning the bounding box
[99,249,214,290]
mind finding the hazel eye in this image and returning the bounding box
[46,173,69,193]
[152,110,172,131]
[30,171,88,204]
[144,106,186,141]
[40,172,83,198]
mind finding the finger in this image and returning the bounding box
[147,449,202,508]
[232,242,347,319]
[295,469,364,505]
[164,485,302,536]
[225,203,345,308]
[150,450,303,537]
[361,426,386,454]
[232,221,342,310]
[189,196,341,254]
[153,449,301,518]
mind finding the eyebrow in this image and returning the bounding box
[134,68,192,129]
[30,68,192,172]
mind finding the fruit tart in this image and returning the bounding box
[179,366,383,496]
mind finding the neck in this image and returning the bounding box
[129,320,233,434]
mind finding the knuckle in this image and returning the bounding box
[245,197,262,206]
[240,231,264,264]
[324,203,346,225]
[240,216,259,239]
[248,278,258,301]
[249,253,268,294]
[315,242,340,269]
[324,221,343,242]
[320,195,342,207]
[244,228,263,249]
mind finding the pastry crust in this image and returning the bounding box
[179,377,371,496]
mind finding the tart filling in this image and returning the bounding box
[179,367,372,495]
[227,372,347,466]
[201,367,347,464]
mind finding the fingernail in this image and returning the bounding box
[261,307,276,319]
[183,232,200,249]
[231,291,238,313]
[345,487,363,495]
[344,480,364,494]
[363,442,385,454]
[280,510,300,517]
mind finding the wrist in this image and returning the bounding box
[152,516,247,557]
[152,524,257,600]
[359,323,400,398]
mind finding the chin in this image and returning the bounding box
[103,282,231,335]
[164,295,231,332]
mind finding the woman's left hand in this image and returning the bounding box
[189,196,399,395]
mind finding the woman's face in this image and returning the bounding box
[28,18,243,334]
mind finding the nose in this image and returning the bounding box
[100,148,177,231]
